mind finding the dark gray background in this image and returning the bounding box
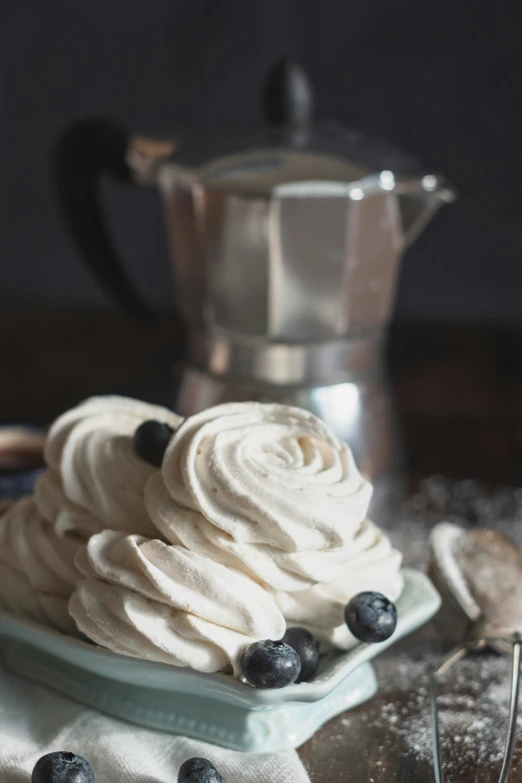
[1,0,521,320]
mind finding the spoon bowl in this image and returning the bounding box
[430,522,522,653]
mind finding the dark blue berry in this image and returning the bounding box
[178,757,224,783]
[133,420,174,467]
[344,591,398,644]
[31,751,94,783]
[242,639,301,688]
[282,627,320,683]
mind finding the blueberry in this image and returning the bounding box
[178,757,224,783]
[31,751,94,783]
[242,639,301,688]
[344,591,398,644]
[282,627,320,683]
[133,420,174,467]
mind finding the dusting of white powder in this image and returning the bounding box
[375,653,522,772]
[327,477,522,778]
[321,653,522,779]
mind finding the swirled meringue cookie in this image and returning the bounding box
[0,498,81,632]
[69,530,286,674]
[145,401,378,589]
[145,401,403,650]
[158,403,372,551]
[45,396,183,536]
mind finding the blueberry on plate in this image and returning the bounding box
[133,420,174,467]
[282,627,320,683]
[178,757,224,783]
[242,639,301,688]
[344,591,398,644]
[31,751,94,783]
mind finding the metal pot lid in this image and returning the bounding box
[127,59,455,200]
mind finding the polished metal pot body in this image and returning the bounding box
[140,149,451,502]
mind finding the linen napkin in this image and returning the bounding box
[0,667,311,783]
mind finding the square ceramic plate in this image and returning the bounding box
[0,569,440,752]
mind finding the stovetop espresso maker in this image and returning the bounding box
[54,60,454,508]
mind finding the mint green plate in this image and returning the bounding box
[0,569,440,752]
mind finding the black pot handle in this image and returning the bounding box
[53,118,155,323]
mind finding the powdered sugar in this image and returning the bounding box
[374,652,522,774]
[373,477,522,776]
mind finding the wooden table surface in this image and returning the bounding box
[2,309,522,782]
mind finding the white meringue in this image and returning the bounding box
[160,402,373,550]
[34,469,104,539]
[0,498,81,633]
[70,530,286,674]
[145,401,403,650]
[45,396,182,536]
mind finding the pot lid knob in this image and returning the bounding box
[262,58,314,127]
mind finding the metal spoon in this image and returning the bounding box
[429,522,522,783]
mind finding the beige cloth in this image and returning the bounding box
[0,667,310,783]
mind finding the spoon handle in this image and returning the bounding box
[429,665,445,783]
[499,635,521,783]
[430,633,521,783]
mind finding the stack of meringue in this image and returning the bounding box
[0,396,182,632]
[0,397,403,677]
